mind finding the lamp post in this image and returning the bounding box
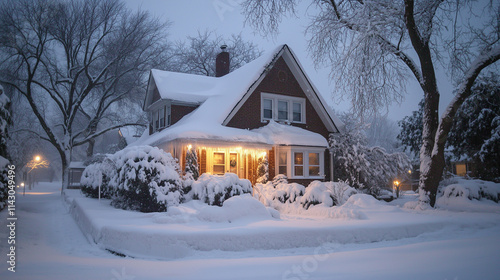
[26,155,48,190]
[393,180,401,199]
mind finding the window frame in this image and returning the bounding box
[276,146,325,179]
[261,92,306,124]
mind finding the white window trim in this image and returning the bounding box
[150,103,171,132]
[275,146,325,179]
[261,92,306,124]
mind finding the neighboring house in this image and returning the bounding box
[135,44,343,185]
[67,161,85,189]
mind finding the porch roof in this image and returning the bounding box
[133,120,328,148]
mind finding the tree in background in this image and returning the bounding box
[397,99,424,159]
[447,74,500,181]
[0,0,170,192]
[242,0,500,206]
[171,30,263,76]
[330,113,410,195]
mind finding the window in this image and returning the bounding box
[159,106,165,128]
[278,147,324,179]
[278,100,288,120]
[263,99,273,119]
[293,102,302,122]
[213,152,225,174]
[308,152,320,176]
[151,105,171,132]
[294,152,304,176]
[261,93,305,123]
[278,151,287,175]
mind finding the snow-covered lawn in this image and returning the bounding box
[1,181,500,279]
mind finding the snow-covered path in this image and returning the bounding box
[1,182,499,280]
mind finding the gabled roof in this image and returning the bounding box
[137,45,343,148]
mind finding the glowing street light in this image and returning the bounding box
[393,180,401,199]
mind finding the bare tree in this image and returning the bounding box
[171,30,263,76]
[242,0,500,206]
[0,0,171,192]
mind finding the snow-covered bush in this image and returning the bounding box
[300,181,357,209]
[255,181,305,206]
[438,179,500,204]
[80,157,115,199]
[110,146,182,212]
[272,174,288,186]
[190,173,252,206]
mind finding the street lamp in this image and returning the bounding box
[393,180,401,199]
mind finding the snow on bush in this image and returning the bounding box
[190,173,252,206]
[436,178,500,210]
[300,181,357,209]
[0,156,9,210]
[255,178,357,212]
[110,145,182,212]
[254,176,305,207]
[80,157,116,199]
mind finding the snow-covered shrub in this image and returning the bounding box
[190,173,252,206]
[272,174,288,186]
[80,158,115,199]
[255,180,305,207]
[300,181,357,209]
[256,154,269,184]
[438,179,500,204]
[110,146,182,212]
[0,156,9,210]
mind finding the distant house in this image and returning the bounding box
[67,161,85,189]
[135,45,343,185]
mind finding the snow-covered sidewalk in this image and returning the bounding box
[1,182,500,280]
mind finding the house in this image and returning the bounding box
[67,161,86,189]
[135,44,343,185]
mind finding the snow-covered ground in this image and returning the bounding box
[1,181,500,280]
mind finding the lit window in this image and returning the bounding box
[294,152,304,176]
[213,152,225,174]
[263,99,273,119]
[308,152,320,176]
[278,151,287,175]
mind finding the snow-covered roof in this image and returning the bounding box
[138,44,341,148]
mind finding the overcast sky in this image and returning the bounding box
[123,0,456,122]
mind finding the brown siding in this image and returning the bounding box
[226,56,331,140]
[200,149,207,174]
[171,104,198,125]
[268,148,275,181]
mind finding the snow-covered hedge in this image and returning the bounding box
[255,180,305,206]
[437,179,500,206]
[300,181,358,209]
[190,173,252,206]
[80,158,115,199]
[110,146,182,212]
[255,177,357,210]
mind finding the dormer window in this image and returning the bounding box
[261,92,305,123]
[151,104,171,132]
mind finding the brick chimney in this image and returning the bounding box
[215,45,229,77]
